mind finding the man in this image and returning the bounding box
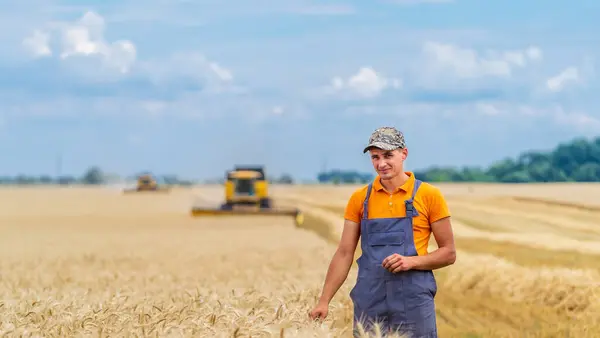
[309,126,456,338]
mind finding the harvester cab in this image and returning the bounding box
[222,166,270,209]
[137,174,158,190]
[190,166,304,226]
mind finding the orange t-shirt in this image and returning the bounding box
[344,171,450,256]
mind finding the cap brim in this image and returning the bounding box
[363,142,399,153]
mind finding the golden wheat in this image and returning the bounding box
[1,184,600,337]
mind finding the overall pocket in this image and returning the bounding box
[367,230,405,263]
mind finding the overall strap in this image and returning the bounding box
[405,179,422,217]
[362,182,374,220]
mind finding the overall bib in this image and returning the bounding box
[350,179,438,338]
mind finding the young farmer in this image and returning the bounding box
[309,126,457,338]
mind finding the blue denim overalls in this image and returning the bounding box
[350,179,438,338]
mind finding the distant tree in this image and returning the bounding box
[38,175,54,184]
[14,175,37,184]
[278,173,294,184]
[161,175,180,185]
[57,176,77,185]
[317,169,374,184]
[572,162,600,182]
[81,166,104,185]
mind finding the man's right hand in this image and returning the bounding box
[308,219,359,322]
[309,302,329,320]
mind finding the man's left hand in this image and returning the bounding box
[382,253,416,272]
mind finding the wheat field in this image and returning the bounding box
[1,183,599,337]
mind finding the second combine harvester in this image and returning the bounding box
[190,166,304,226]
[123,173,171,193]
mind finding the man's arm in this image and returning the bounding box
[410,216,456,270]
[317,219,360,305]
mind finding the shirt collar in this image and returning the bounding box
[373,171,415,193]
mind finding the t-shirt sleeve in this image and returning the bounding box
[426,186,451,224]
[344,190,363,223]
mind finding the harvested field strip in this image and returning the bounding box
[447,204,560,234]
[479,196,600,224]
[510,196,600,212]
[454,237,600,270]
[452,223,600,255]
[451,214,515,233]
[452,196,600,230]
[448,200,600,240]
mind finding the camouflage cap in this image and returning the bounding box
[363,126,406,153]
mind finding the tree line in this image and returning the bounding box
[2,136,599,185]
[317,136,600,183]
[0,166,196,186]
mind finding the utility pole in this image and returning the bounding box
[56,153,62,179]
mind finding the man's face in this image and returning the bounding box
[369,147,407,180]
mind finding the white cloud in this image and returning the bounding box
[22,29,52,57]
[546,66,580,92]
[58,11,137,74]
[208,62,233,82]
[473,103,600,132]
[552,107,600,131]
[22,11,137,74]
[329,67,402,98]
[422,41,542,79]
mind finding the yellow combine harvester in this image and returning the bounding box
[123,173,171,193]
[190,166,304,226]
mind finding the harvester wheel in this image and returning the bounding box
[259,198,271,209]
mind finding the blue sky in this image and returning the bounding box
[1,0,598,181]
